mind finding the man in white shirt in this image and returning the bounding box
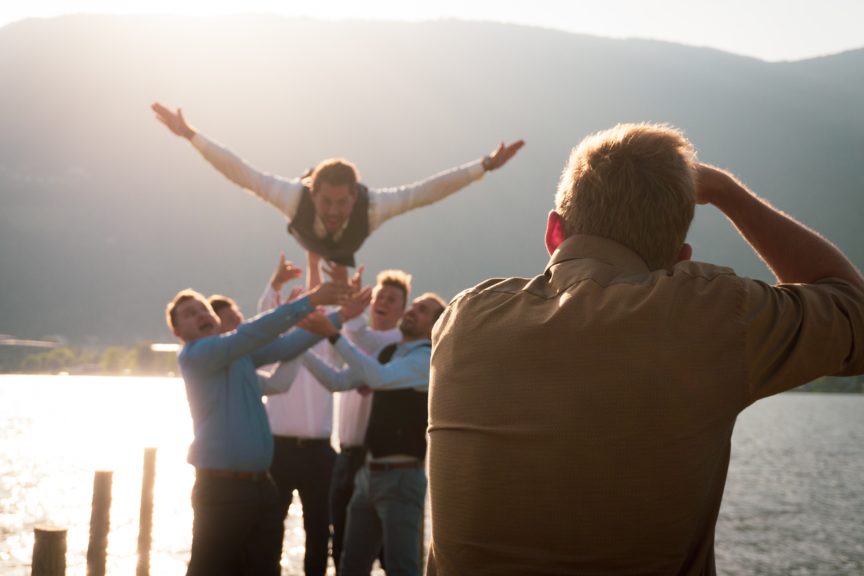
[257,252,340,576]
[331,269,411,575]
[303,292,446,576]
[151,103,523,266]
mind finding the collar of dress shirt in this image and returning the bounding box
[313,214,350,242]
[545,234,651,275]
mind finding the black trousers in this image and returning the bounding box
[187,474,282,576]
[270,437,336,576]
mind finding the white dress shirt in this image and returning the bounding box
[258,285,333,439]
[190,133,486,240]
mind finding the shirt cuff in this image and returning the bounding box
[190,133,210,152]
[466,159,486,180]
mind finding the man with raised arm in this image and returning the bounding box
[301,292,447,576]
[255,251,340,576]
[166,279,351,576]
[151,103,524,266]
[427,123,864,575]
[331,268,411,575]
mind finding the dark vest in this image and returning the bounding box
[287,184,370,267]
[365,343,431,460]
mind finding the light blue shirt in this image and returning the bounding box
[178,297,338,471]
[303,337,431,393]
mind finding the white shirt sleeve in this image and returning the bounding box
[343,316,402,355]
[367,160,486,231]
[190,133,305,219]
[258,359,302,396]
[258,284,280,314]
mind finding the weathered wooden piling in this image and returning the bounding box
[31,525,66,576]
[136,448,157,576]
[86,470,113,576]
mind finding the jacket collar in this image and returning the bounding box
[545,234,651,275]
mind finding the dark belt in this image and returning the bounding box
[196,469,271,482]
[340,444,366,455]
[368,460,423,472]
[273,435,331,448]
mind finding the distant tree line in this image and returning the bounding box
[8,342,178,375]
[5,343,863,393]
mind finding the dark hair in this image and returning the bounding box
[306,158,360,193]
[207,294,237,315]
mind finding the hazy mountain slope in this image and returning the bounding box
[0,16,861,343]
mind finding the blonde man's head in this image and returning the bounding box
[555,123,697,270]
[165,289,208,330]
[375,269,413,305]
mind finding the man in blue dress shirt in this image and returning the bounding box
[165,281,351,576]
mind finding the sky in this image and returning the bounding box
[0,0,861,62]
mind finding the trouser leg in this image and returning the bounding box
[330,449,364,575]
[242,478,283,576]
[377,468,426,576]
[339,467,382,576]
[297,444,336,576]
[269,438,301,566]
[187,476,282,576]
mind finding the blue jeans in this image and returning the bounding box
[340,465,426,576]
[330,447,367,575]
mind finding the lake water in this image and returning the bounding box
[1,375,862,575]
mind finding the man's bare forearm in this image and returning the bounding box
[699,165,864,291]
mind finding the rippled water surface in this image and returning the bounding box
[1,376,862,575]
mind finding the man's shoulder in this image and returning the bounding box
[450,276,536,305]
[450,277,532,307]
[672,260,738,281]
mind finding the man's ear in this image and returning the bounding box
[675,242,693,263]
[545,211,565,255]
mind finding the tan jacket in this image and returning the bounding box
[428,234,864,576]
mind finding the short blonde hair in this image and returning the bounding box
[166,289,208,330]
[375,269,412,307]
[555,123,697,270]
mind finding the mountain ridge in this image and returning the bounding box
[1,15,861,344]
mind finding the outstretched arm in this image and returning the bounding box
[696,164,864,291]
[181,282,353,374]
[152,103,196,140]
[343,316,401,356]
[150,101,304,218]
[369,140,525,230]
[257,359,302,396]
[259,253,303,311]
[302,319,429,392]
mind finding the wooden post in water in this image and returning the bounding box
[136,448,157,576]
[86,470,113,576]
[31,525,66,576]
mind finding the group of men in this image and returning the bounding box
[159,102,864,576]
[157,102,521,576]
